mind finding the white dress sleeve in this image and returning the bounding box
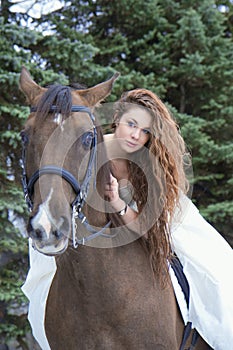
[171,194,233,350]
[21,239,57,350]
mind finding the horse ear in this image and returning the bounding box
[19,66,45,104]
[78,72,120,106]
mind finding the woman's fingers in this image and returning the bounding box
[105,174,119,201]
[106,174,118,190]
[109,173,118,184]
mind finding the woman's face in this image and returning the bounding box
[114,106,152,154]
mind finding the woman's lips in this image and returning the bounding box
[125,141,138,148]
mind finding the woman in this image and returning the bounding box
[22,89,233,350]
[103,88,233,349]
[104,88,189,276]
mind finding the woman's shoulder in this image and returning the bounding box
[103,133,114,142]
[104,133,116,159]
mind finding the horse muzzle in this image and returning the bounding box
[27,210,70,256]
[31,235,68,256]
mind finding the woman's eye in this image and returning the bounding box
[142,129,150,135]
[128,121,136,128]
[82,132,93,149]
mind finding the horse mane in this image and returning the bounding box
[36,85,73,120]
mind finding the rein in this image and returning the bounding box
[21,105,112,248]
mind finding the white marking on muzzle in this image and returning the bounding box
[31,189,62,239]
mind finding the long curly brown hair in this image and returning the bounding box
[112,89,191,283]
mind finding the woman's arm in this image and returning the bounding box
[105,174,141,233]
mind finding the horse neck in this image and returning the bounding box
[58,239,153,289]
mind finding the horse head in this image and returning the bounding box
[19,66,119,256]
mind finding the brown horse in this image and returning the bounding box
[19,67,210,350]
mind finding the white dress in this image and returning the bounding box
[171,195,233,350]
[22,195,233,350]
[22,240,56,350]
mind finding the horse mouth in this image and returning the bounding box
[32,237,69,256]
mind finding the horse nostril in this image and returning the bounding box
[35,229,43,240]
[28,227,43,240]
[27,220,41,240]
[53,230,63,239]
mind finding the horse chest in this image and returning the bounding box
[45,244,182,349]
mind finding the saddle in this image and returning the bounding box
[170,257,212,350]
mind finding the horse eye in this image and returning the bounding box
[20,130,29,144]
[82,132,94,150]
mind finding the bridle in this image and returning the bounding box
[21,105,112,248]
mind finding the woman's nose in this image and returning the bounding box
[131,127,141,139]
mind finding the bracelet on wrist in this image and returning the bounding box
[117,204,128,216]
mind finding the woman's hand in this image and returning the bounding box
[105,174,126,212]
[105,174,119,202]
[105,174,140,233]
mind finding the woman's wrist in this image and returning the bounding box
[110,198,126,213]
[117,204,128,216]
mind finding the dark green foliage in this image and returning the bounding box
[0,14,29,347]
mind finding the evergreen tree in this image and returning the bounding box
[156,0,233,239]
[215,0,233,35]
[0,1,68,347]
[0,5,32,346]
